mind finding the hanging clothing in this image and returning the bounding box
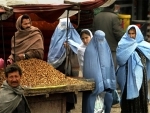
[116,25,150,113]
[82,30,116,113]
[47,18,82,68]
[77,43,86,72]
[47,18,82,112]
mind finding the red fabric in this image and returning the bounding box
[12,4,73,13]
[36,11,66,23]
[12,0,107,22]
[12,4,74,22]
[80,0,107,10]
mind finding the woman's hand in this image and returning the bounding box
[7,58,13,65]
[64,42,69,48]
[18,54,25,60]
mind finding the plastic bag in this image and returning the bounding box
[94,93,105,113]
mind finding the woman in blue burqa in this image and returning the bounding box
[116,25,150,113]
[47,18,82,113]
[82,30,116,113]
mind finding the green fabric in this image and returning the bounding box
[93,8,104,16]
[0,81,24,113]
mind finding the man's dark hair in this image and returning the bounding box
[5,64,22,78]
[80,30,91,37]
[128,27,136,32]
[107,2,116,9]
[21,14,30,24]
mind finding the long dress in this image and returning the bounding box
[56,49,79,112]
[121,49,148,113]
[82,30,116,113]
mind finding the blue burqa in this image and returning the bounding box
[116,25,150,99]
[82,30,116,113]
[47,18,82,68]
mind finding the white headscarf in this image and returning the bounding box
[77,29,93,72]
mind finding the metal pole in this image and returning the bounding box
[0,14,6,69]
[13,13,16,62]
[65,9,70,76]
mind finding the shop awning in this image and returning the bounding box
[0,0,108,22]
[10,0,107,22]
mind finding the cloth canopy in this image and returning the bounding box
[12,4,74,22]
[1,0,107,22]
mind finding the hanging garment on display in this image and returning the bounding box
[47,18,82,68]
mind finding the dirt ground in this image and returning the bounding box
[71,92,150,113]
[72,71,150,113]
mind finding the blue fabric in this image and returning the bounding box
[47,18,82,68]
[116,25,150,99]
[82,30,116,113]
[82,92,96,113]
[104,92,113,113]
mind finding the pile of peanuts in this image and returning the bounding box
[0,69,5,86]
[0,58,83,87]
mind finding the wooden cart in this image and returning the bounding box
[24,78,94,113]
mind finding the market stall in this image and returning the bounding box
[0,0,108,60]
[24,79,94,113]
[0,0,108,113]
[0,58,95,113]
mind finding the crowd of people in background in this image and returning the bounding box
[0,0,150,113]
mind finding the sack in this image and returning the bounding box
[94,93,105,113]
[112,90,120,105]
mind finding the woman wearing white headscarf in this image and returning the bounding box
[77,29,93,73]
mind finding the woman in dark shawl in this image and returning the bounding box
[116,25,150,113]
